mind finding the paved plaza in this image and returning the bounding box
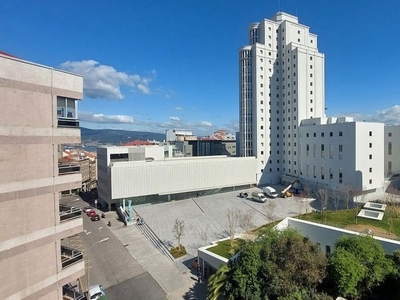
[133,187,313,256]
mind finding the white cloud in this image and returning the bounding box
[169,117,180,122]
[79,111,134,124]
[174,106,183,111]
[338,105,400,125]
[60,60,153,100]
[197,121,213,127]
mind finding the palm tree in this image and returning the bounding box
[207,263,234,300]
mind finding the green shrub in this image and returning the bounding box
[169,245,187,258]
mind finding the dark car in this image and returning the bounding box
[91,214,100,221]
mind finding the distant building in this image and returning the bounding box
[189,139,237,157]
[0,52,84,299]
[123,139,156,146]
[166,129,197,141]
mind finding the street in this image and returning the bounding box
[62,195,167,300]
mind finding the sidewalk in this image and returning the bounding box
[103,212,207,299]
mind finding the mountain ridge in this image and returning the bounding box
[80,127,165,145]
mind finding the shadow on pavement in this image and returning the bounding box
[183,281,207,300]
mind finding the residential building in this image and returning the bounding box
[166,129,197,141]
[239,11,385,193]
[189,139,237,156]
[0,52,84,299]
[385,125,400,177]
[97,146,256,210]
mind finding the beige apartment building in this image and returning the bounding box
[0,52,85,299]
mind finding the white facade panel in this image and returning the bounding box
[110,157,257,199]
[384,125,400,176]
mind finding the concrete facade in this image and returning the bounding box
[298,117,384,191]
[97,146,257,208]
[239,11,387,194]
[0,53,84,299]
[384,125,400,176]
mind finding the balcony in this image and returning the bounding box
[59,163,80,175]
[59,204,82,222]
[61,245,83,269]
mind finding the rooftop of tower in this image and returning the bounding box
[272,11,298,24]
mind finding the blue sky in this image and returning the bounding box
[1,0,400,136]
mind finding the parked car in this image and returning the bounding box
[87,285,106,300]
[87,210,97,217]
[82,206,93,213]
[91,214,100,221]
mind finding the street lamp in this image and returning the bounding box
[86,237,109,290]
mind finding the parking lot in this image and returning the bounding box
[134,187,314,256]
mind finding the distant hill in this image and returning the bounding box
[80,127,165,145]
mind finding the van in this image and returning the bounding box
[263,186,278,198]
[251,192,267,203]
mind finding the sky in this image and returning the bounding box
[1,0,400,136]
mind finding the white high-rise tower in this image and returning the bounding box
[239,12,325,185]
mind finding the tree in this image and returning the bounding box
[207,263,234,300]
[172,218,185,250]
[331,189,341,211]
[238,209,255,235]
[317,188,329,221]
[226,208,239,248]
[300,183,314,214]
[340,185,353,210]
[328,235,394,299]
[218,228,328,299]
[263,201,277,222]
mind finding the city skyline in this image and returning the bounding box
[2,0,400,135]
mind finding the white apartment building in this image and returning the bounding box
[298,117,384,191]
[384,125,400,176]
[239,11,386,192]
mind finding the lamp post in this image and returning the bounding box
[86,237,109,290]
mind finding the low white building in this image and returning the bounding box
[97,146,257,210]
[198,217,400,279]
[297,117,384,192]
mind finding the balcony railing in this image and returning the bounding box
[59,204,82,222]
[61,245,83,269]
[59,163,80,175]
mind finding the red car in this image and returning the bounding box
[87,210,96,217]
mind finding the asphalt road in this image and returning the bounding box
[62,196,167,300]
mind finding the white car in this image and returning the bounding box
[82,206,94,213]
[87,285,106,300]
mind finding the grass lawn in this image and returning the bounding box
[207,239,244,259]
[297,207,400,239]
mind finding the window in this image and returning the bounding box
[369,179,372,184]
[389,132,392,137]
[339,131,343,136]
[339,168,343,183]
[321,132,324,137]
[329,167,333,181]
[369,131,372,136]
[310,56,313,60]
[369,154,372,159]
[261,151,264,155]
[369,168,372,173]
[313,133,316,137]
[389,142,392,155]
[339,144,343,159]
[330,132,333,137]
[369,143,372,148]
[313,144,317,157]
[321,144,325,158]
[321,166,325,180]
